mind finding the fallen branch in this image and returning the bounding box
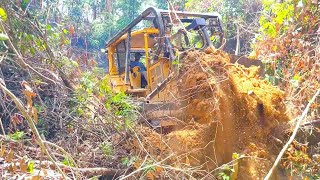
[264,89,320,180]
[0,117,5,136]
[43,140,79,178]
[75,167,124,178]
[301,119,320,127]
[33,160,124,177]
[0,51,7,64]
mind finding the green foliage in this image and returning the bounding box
[21,0,31,11]
[88,13,117,48]
[107,91,136,131]
[259,0,294,37]
[142,159,156,175]
[72,68,137,131]
[109,92,133,116]
[121,156,137,167]
[216,164,234,180]
[172,59,179,65]
[9,131,25,141]
[113,0,142,28]
[60,0,143,49]
[0,33,9,41]
[89,177,100,180]
[0,7,7,21]
[79,71,97,93]
[27,160,35,173]
[99,141,113,156]
[156,0,167,9]
[61,157,75,167]
[218,172,231,180]
[63,29,69,35]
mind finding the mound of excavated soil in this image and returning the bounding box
[138,48,291,179]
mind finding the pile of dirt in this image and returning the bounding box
[139,48,291,179]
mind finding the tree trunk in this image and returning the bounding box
[235,24,240,55]
[106,0,112,12]
[93,4,97,20]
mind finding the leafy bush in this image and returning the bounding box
[9,131,25,141]
[99,141,113,156]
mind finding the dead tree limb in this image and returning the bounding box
[264,89,320,180]
[0,117,6,136]
[33,160,124,177]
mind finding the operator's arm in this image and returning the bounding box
[138,62,147,71]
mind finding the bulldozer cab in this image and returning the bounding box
[106,7,223,97]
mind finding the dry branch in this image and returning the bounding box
[264,89,320,180]
[32,160,124,177]
[73,167,124,178]
[0,117,6,136]
[43,140,79,178]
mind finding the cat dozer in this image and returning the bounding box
[105,7,263,128]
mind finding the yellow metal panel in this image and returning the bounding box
[149,61,164,91]
[160,58,170,79]
[109,74,130,92]
[113,28,159,46]
[108,46,117,75]
[144,33,150,89]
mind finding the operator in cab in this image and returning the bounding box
[130,53,148,87]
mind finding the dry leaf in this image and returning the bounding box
[10,114,22,130]
[5,150,13,163]
[8,164,14,173]
[0,144,5,157]
[21,81,36,109]
[133,161,141,169]
[23,89,36,108]
[20,159,27,173]
[13,161,17,173]
[185,155,190,165]
[155,166,163,173]
[31,175,41,180]
[146,171,155,180]
[43,169,48,176]
[31,107,38,123]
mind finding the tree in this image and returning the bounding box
[156,0,168,9]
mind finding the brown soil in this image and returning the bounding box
[138,48,291,179]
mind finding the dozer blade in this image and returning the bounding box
[138,101,182,129]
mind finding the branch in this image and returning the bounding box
[0,83,68,179]
[0,20,58,85]
[264,89,320,180]
[0,51,7,64]
[28,17,76,90]
[43,140,80,178]
[32,160,124,178]
[0,117,6,136]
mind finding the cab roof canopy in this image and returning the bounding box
[105,7,221,48]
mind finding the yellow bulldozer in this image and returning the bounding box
[105,7,263,126]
